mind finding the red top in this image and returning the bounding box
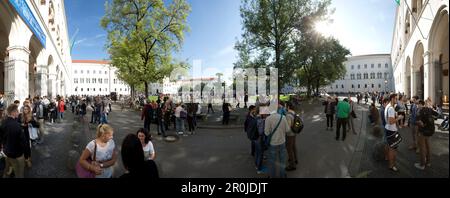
[58,100,65,112]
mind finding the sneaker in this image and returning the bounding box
[414,163,425,170]
[389,166,399,172]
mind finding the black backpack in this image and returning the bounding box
[289,112,304,134]
[419,107,436,136]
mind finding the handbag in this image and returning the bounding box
[386,131,402,148]
[350,111,357,119]
[75,140,97,178]
[28,123,39,140]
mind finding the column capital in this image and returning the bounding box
[6,45,30,54]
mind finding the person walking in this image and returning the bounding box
[264,109,290,178]
[1,104,27,178]
[335,98,351,141]
[32,97,45,143]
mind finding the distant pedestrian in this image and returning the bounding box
[347,99,357,134]
[222,102,231,125]
[141,100,154,133]
[335,98,350,141]
[323,96,336,130]
[57,97,65,121]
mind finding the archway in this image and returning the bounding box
[405,56,411,97]
[0,2,13,95]
[413,42,425,100]
[429,7,449,105]
[28,35,43,98]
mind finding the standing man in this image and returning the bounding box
[244,105,257,156]
[1,104,27,178]
[57,97,65,122]
[409,96,419,151]
[264,108,290,178]
[141,100,154,133]
[414,100,438,170]
[244,92,249,109]
[285,102,298,171]
[222,102,231,125]
[336,98,350,141]
[385,94,403,172]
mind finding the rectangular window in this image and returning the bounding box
[378,64,381,68]
[86,78,90,84]
[105,79,109,84]
[74,70,77,74]
[385,63,389,68]
[351,65,354,70]
[74,78,78,84]
[81,70,84,74]
[98,78,102,84]
[92,78,96,83]
[364,64,367,69]
[87,70,90,74]
[371,64,374,68]
[80,78,84,84]
[93,70,96,74]
[105,71,107,74]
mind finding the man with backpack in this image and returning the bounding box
[285,102,303,171]
[32,97,45,144]
[264,107,290,178]
[414,100,438,170]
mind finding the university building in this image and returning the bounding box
[71,60,130,96]
[391,0,448,105]
[1,0,72,105]
[326,54,394,94]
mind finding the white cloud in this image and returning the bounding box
[74,38,87,45]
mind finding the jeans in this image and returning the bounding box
[268,143,287,178]
[157,119,166,137]
[326,114,334,128]
[58,111,64,120]
[253,139,263,171]
[187,116,195,132]
[176,117,185,133]
[144,119,151,132]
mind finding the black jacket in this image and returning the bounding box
[120,160,159,178]
[0,117,27,158]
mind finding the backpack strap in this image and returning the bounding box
[267,114,283,141]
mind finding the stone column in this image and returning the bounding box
[48,73,57,99]
[35,64,48,97]
[4,45,30,103]
[423,51,433,101]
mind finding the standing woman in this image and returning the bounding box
[18,105,33,167]
[347,99,357,134]
[385,94,403,172]
[396,95,406,128]
[136,128,156,161]
[78,124,117,178]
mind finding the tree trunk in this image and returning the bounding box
[144,81,149,98]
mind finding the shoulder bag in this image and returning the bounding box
[75,140,97,178]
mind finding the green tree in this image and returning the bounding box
[237,0,335,98]
[101,0,191,98]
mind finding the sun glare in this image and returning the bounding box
[314,21,333,37]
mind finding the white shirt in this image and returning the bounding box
[384,104,398,132]
[86,139,115,178]
[143,141,155,160]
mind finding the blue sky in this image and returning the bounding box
[65,0,397,80]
